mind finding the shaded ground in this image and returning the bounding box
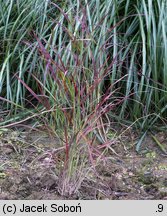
[1,128,167,200]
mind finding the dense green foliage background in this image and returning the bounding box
[0,0,167,132]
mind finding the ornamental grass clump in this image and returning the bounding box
[0,0,167,148]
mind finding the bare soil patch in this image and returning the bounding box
[1,129,167,200]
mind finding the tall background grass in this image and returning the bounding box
[0,0,167,133]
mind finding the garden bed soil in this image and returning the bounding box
[1,129,167,200]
